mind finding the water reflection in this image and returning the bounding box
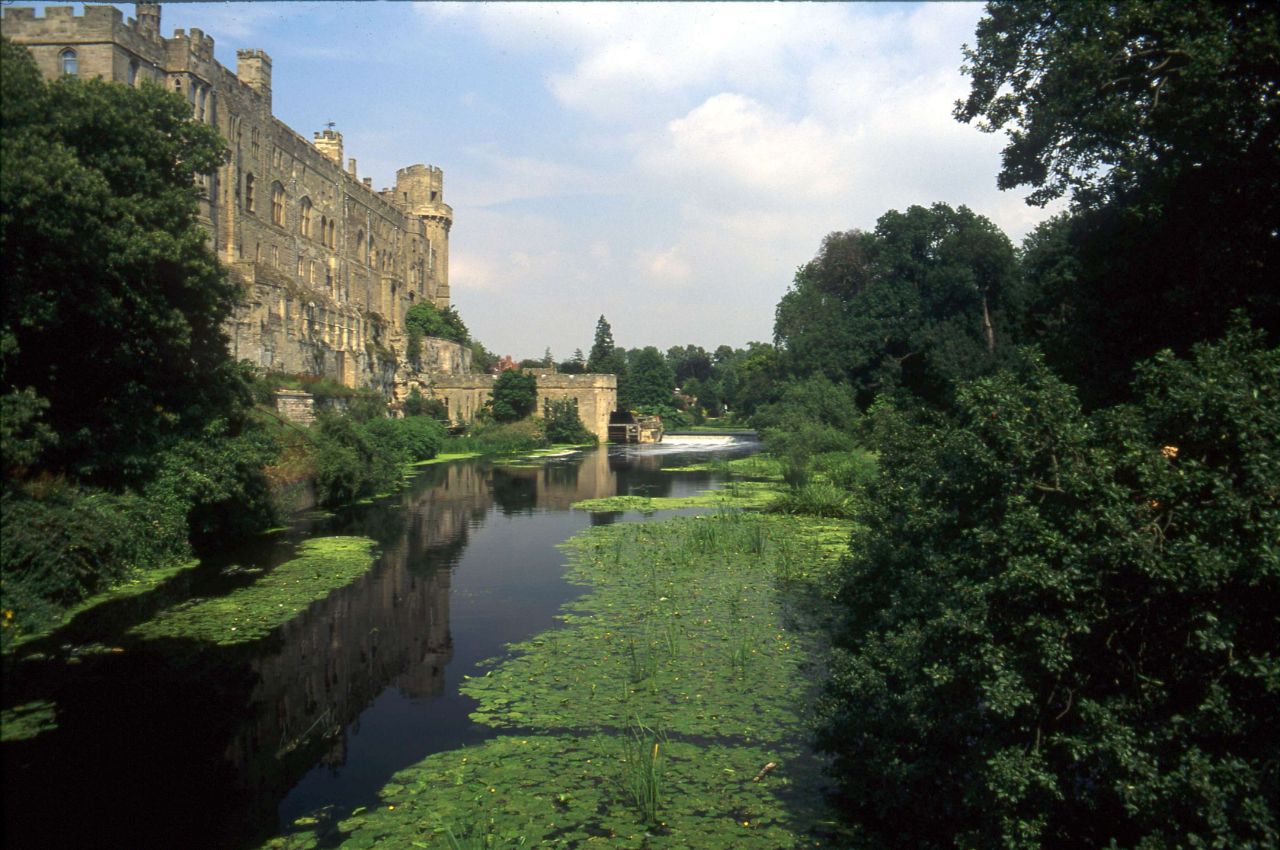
[1,438,757,850]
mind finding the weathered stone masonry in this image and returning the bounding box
[4,3,620,436]
[3,2,463,391]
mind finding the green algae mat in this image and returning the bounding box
[264,514,854,849]
[129,536,378,646]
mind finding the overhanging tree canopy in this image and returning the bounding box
[1,38,236,484]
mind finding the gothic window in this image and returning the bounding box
[128,60,139,86]
[197,86,207,121]
[59,49,78,76]
[244,173,256,212]
[356,229,366,264]
[271,182,285,227]
[300,198,313,239]
[329,220,336,249]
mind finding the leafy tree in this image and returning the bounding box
[723,342,782,417]
[957,1,1280,403]
[1,38,238,484]
[543,398,592,444]
[489,370,536,423]
[404,301,470,346]
[619,346,674,410]
[819,326,1279,849]
[956,0,1280,208]
[665,344,714,384]
[775,204,1020,408]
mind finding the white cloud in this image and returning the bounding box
[643,94,849,200]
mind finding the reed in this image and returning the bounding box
[619,718,666,825]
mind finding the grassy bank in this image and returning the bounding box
[264,507,855,849]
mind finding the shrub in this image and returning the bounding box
[456,419,549,456]
[490,371,537,423]
[311,414,400,507]
[543,399,593,444]
[819,327,1279,849]
[403,388,448,421]
[1,481,190,632]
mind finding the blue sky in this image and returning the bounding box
[30,2,1060,360]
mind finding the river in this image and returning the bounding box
[1,436,759,850]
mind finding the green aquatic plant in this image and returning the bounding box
[264,510,856,850]
[0,699,57,742]
[570,480,780,514]
[129,536,377,646]
[618,719,666,825]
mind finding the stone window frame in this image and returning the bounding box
[271,182,286,227]
[300,197,313,239]
[327,220,337,250]
[128,60,139,86]
[244,173,256,212]
[59,48,78,76]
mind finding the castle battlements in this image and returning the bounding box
[2,2,457,392]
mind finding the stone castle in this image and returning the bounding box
[2,3,618,437]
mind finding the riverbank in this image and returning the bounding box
[264,500,855,848]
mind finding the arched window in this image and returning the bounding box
[356,229,366,264]
[319,215,327,245]
[328,220,336,249]
[369,235,377,268]
[271,182,285,227]
[300,198,313,239]
[244,173,256,212]
[59,49,78,76]
[128,60,139,86]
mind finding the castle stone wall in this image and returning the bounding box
[430,372,618,440]
[2,3,455,390]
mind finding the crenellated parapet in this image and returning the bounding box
[2,2,456,394]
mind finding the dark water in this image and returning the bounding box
[1,437,757,850]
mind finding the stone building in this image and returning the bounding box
[3,3,619,436]
[2,2,463,391]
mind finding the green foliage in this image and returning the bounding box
[469,340,499,374]
[129,536,377,645]
[404,301,470,345]
[956,0,1280,208]
[460,419,548,456]
[620,346,675,410]
[310,415,400,508]
[959,2,1280,405]
[542,398,593,444]
[752,375,861,459]
[1,481,190,630]
[1,38,238,484]
[361,415,446,464]
[819,327,1279,848]
[586,315,618,374]
[775,204,1021,409]
[402,388,448,421]
[489,371,537,423]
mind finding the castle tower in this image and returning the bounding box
[236,48,271,112]
[313,128,343,166]
[136,2,160,35]
[394,164,453,309]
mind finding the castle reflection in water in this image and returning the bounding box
[223,446,684,802]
